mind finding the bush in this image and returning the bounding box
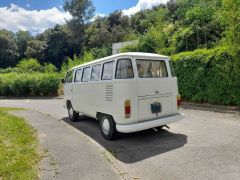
[43,63,57,73]
[15,58,57,73]
[0,67,17,74]
[61,52,94,74]
[121,44,139,53]
[172,47,240,105]
[0,73,61,96]
[16,58,43,73]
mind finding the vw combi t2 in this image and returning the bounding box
[63,52,183,140]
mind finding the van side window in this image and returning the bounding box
[66,70,73,83]
[91,64,101,81]
[82,67,91,82]
[74,69,82,82]
[102,61,114,80]
[116,59,134,79]
[136,60,168,78]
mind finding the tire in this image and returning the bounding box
[67,103,79,122]
[99,115,118,140]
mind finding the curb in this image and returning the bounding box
[182,101,240,115]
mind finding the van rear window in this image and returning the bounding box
[136,60,168,78]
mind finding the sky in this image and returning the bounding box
[0,0,169,34]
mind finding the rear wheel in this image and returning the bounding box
[99,115,118,140]
[67,103,79,122]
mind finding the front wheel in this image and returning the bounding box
[68,103,79,122]
[99,115,118,140]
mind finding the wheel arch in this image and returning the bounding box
[96,112,115,122]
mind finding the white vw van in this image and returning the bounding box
[63,52,183,140]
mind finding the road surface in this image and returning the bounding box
[0,98,239,180]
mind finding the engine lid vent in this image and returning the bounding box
[105,85,113,102]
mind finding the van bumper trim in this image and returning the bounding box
[116,113,184,133]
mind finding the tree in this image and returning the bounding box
[16,31,31,60]
[64,0,96,56]
[221,0,240,52]
[167,0,178,23]
[0,29,18,68]
[25,39,47,62]
[45,25,70,68]
[85,17,112,48]
[64,0,95,24]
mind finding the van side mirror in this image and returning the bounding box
[61,78,65,84]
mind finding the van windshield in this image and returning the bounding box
[136,60,168,78]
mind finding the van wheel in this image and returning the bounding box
[68,103,79,122]
[99,115,118,140]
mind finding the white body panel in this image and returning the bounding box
[64,52,182,133]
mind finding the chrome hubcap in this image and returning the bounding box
[102,117,110,135]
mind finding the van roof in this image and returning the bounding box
[71,52,170,70]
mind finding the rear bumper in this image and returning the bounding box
[116,113,184,133]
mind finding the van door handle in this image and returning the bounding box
[155,91,159,94]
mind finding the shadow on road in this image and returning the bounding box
[62,115,187,163]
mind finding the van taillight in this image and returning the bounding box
[124,100,131,118]
[177,95,181,108]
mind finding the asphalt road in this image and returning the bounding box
[0,98,240,180]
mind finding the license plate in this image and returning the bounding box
[151,102,161,114]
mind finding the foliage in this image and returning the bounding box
[122,0,226,55]
[121,44,139,53]
[90,47,111,59]
[221,0,240,53]
[0,108,39,180]
[43,63,57,73]
[42,25,70,68]
[16,31,31,60]
[16,58,42,73]
[25,39,47,62]
[0,0,239,70]
[61,51,94,74]
[0,67,17,74]
[85,11,133,53]
[64,0,95,24]
[172,47,240,105]
[63,0,95,57]
[15,58,57,73]
[0,29,19,68]
[0,73,60,96]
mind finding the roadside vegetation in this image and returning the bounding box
[172,47,240,105]
[0,108,40,180]
[0,0,239,105]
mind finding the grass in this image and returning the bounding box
[0,108,40,180]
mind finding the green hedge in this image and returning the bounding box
[172,47,240,105]
[0,73,61,96]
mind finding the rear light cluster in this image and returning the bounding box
[124,100,131,118]
[177,95,181,108]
